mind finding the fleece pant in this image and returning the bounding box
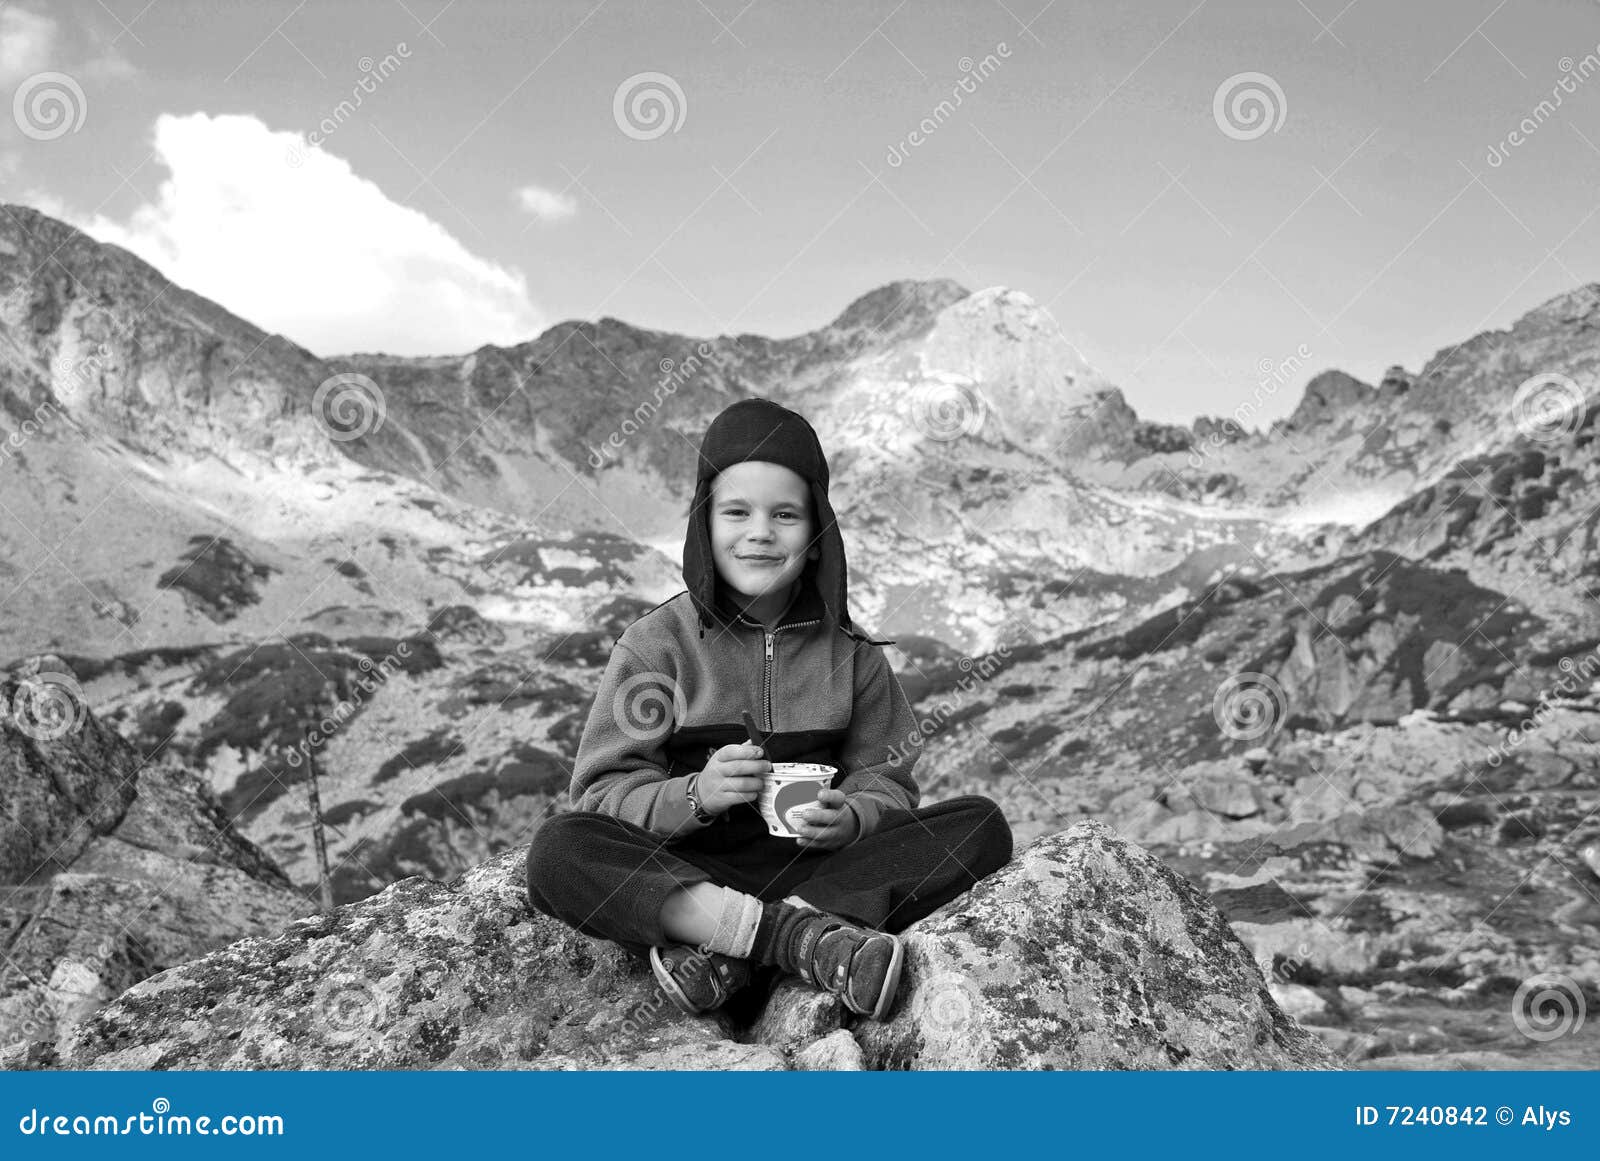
[524,794,1013,955]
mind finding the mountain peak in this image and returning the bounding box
[825,278,970,335]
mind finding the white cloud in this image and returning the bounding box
[73,112,545,356]
[0,7,55,84]
[517,183,578,223]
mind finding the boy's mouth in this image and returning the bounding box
[737,553,784,565]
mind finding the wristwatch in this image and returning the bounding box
[684,772,715,824]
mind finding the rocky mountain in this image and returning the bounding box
[4,200,1600,1068]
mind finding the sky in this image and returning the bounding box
[2,0,1598,425]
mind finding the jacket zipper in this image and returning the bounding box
[742,616,821,732]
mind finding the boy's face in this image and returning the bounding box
[708,460,820,603]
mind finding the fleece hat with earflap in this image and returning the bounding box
[681,397,889,645]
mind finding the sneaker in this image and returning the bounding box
[790,913,905,1020]
[648,944,753,1015]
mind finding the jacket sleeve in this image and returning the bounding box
[835,640,922,841]
[569,638,711,840]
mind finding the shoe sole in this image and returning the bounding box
[649,946,709,1016]
[862,933,906,1022]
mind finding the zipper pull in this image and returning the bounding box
[765,633,774,661]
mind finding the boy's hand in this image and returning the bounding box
[795,788,860,850]
[696,742,770,815]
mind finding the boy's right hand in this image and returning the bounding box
[695,742,770,814]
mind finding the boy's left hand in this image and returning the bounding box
[795,788,860,851]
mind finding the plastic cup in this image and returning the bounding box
[757,762,836,838]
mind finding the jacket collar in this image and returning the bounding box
[712,569,826,632]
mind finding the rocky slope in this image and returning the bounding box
[897,551,1600,1065]
[3,823,1334,1071]
[0,657,309,1049]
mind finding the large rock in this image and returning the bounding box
[29,820,1336,1071]
[47,847,757,1070]
[1,665,308,1051]
[853,821,1338,1069]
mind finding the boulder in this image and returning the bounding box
[1,676,307,1052]
[50,848,755,1070]
[30,821,1336,1071]
[853,821,1338,1069]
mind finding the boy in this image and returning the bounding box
[526,398,1011,1021]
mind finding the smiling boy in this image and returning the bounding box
[526,397,1012,1021]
